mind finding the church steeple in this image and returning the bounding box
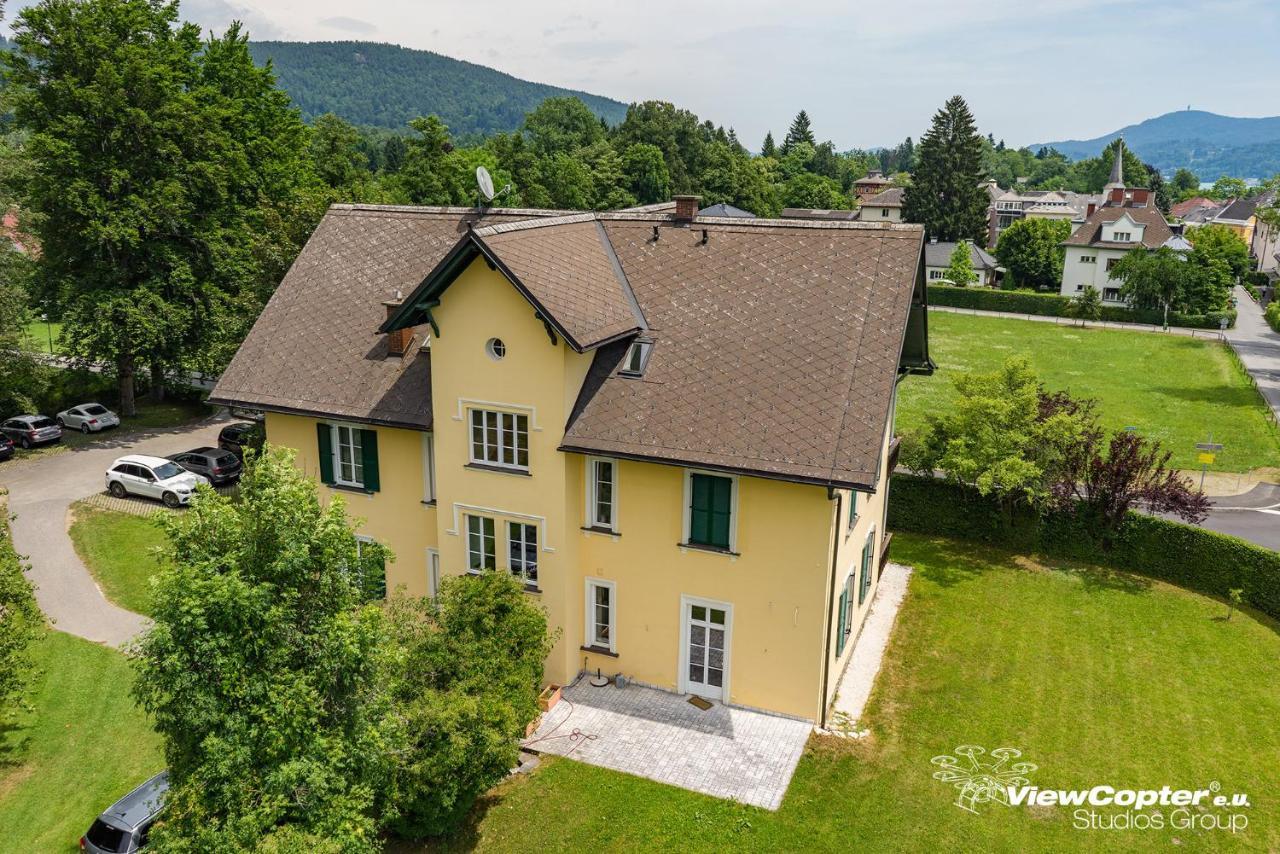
[1105,137,1125,193]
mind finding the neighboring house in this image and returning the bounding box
[1170,196,1221,221]
[987,188,1099,248]
[924,239,1000,286]
[1249,190,1279,277]
[780,207,860,221]
[858,187,904,222]
[1208,196,1260,247]
[853,170,891,201]
[209,196,933,725]
[698,202,756,218]
[1059,153,1173,303]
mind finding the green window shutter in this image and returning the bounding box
[836,589,848,655]
[859,538,873,604]
[369,553,386,600]
[690,474,732,549]
[317,423,334,485]
[360,429,380,492]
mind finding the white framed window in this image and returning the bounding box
[426,548,440,598]
[880,208,889,217]
[846,490,859,535]
[1113,231,1131,242]
[1080,255,1095,264]
[585,578,616,652]
[928,270,942,280]
[422,433,436,502]
[507,521,538,585]
[469,409,529,470]
[586,457,617,531]
[333,425,364,487]
[466,514,495,572]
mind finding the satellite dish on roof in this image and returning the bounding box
[476,166,496,203]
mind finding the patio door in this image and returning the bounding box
[682,597,731,701]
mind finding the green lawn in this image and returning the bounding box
[898,312,1280,473]
[434,533,1280,852]
[69,504,165,616]
[0,631,164,852]
[21,320,63,355]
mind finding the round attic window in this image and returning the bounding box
[486,338,507,360]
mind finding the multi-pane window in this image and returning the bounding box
[354,536,386,600]
[466,514,495,572]
[858,530,875,605]
[508,521,538,585]
[586,579,615,651]
[1080,255,1096,264]
[589,458,616,530]
[846,491,859,535]
[469,409,529,469]
[1113,231,1131,242]
[334,425,364,486]
[688,472,733,550]
[422,433,436,502]
[836,572,856,655]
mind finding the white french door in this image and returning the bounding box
[680,596,732,701]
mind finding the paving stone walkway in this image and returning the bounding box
[523,680,812,810]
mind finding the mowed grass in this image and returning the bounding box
[897,312,1280,473]
[0,631,164,852]
[69,504,165,616]
[434,533,1280,853]
[21,320,62,354]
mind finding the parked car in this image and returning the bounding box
[166,446,242,485]
[56,402,121,434]
[80,770,168,853]
[0,414,62,449]
[0,435,13,462]
[105,454,210,508]
[218,421,264,459]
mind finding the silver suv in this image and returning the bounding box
[80,771,168,853]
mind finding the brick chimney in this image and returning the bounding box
[1086,202,1096,218]
[1109,187,1126,205]
[383,294,414,357]
[673,195,701,223]
[1129,188,1150,206]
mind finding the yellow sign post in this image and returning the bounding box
[1198,452,1216,465]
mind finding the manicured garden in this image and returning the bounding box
[69,504,165,616]
[898,312,1280,473]
[0,631,164,852]
[436,533,1280,852]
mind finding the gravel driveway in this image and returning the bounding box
[0,413,227,647]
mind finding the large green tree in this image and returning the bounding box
[902,95,989,242]
[133,449,394,851]
[1111,246,1221,326]
[943,241,977,286]
[780,110,815,155]
[3,2,310,411]
[994,217,1071,290]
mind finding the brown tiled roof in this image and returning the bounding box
[1063,201,1173,250]
[209,204,567,428]
[476,216,645,349]
[554,217,924,489]
[861,187,905,208]
[780,207,860,221]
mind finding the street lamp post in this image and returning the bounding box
[40,312,52,355]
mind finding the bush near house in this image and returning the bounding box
[886,473,1280,620]
[927,283,1237,329]
[1266,300,1280,333]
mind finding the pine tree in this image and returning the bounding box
[902,95,988,242]
[780,110,815,155]
[761,131,777,159]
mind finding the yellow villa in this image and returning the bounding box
[210,195,931,725]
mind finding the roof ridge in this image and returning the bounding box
[473,211,599,236]
[600,213,924,233]
[329,203,574,218]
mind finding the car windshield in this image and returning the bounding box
[152,462,185,480]
[84,404,109,415]
[30,417,55,429]
[86,818,130,853]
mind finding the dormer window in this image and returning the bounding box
[619,340,652,377]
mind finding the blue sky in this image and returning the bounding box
[5,0,1279,151]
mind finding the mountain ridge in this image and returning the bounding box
[1030,110,1280,178]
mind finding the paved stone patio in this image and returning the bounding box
[523,680,811,810]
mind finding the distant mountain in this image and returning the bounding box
[247,40,628,137]
[1031,110,1280,179]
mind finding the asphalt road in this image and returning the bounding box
[1202,482,1280,552]
[0,414,227,647]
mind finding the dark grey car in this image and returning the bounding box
[1,414,62,449]
[167,446,243,485]
[81,771,168,853]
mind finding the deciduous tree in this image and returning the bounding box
[943,241,977,286]
[994,217,1071,290]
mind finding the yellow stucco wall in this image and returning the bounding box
[263,412,438,598]
[261,255,897,722]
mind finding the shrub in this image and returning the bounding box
[0,497,42,718]
[928,284,1236,329]
[1266,301,1280,334]
[887,473,1280,620]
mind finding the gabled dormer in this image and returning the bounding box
[1101,212,1144,244]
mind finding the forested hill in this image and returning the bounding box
[246,40,629,136]
[1031,110,1280,179]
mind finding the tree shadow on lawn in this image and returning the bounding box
[381,784,505,853]
[1150,384,1270,408]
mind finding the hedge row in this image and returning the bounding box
[1265,301,1280,334]
[928,284,1237,330]
[887,473,1280,620]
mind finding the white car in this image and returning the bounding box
[57,402,120,434]
[106,454,209,507]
